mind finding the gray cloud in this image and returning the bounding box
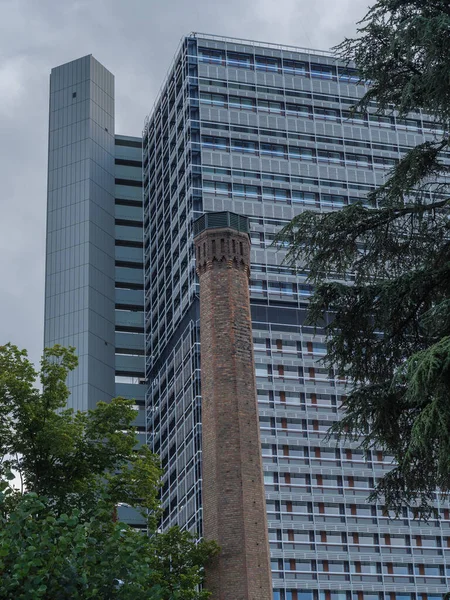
[0,0,371,367]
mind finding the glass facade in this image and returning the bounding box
[44,55,116,411]
[44,58,145,525]
[143,34,450,599]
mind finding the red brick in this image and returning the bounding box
[195,227,272,600]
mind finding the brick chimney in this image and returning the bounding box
[194,212,272,600]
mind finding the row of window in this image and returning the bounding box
[202,165,376,194]
[265,499,449,521]
[271,558,448,576]
[265,472,380,492]
[266,474,380,491]
[256,363,344,382]
[201,135,396,168]
[254,338,327,354]
[199,91,440,131]
[274,592,441,600]
[264,444,384,462]
[199,76,361,106]
[200,119,413,156]
[251,280,311,298]
[258,389,339,405]
[203,180,370,208]
[197,47,360,82]
[264,527,450,549]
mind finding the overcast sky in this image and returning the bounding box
[0,0,371,368]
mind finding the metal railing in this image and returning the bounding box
[189,31,333,58]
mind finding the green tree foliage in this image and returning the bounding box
[0,493,216,600]
[0,344,218,599]
[276,0,450,518]
[0,343,160,517]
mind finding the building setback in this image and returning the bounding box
[44,36,450,599]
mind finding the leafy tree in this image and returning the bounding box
[0,344,218,599]
[0,493,216,600]
[0,343,160,517]
[276,0,450,518]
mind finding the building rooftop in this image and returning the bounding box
[143,32,335,135]
[190,32,332,58]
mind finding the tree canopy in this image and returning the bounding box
[276,0,450,518]
[0,344,218,599]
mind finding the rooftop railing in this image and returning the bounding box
[190,32,333,58]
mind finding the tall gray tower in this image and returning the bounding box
[44,55,116,411]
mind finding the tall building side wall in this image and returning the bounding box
[44,55,116,411]
[114,135,146,439]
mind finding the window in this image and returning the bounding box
[231,139,257,154]
[315,107,340,121]
[286,103,311,117]
[203,180,231,195]
[233,183,260,198]
[261,142,285,157]
[396,117,421,129]
[198,47,225,65]
[229,96,256,110]
[255,55,281,72]
[199,77,228,89]
[269,282,295,295]
[255,364,269,378]
[292,190,317,204]
[72,91,77,99]
[199,92,226,106]
[262,187,290,202]
[342,110,367,124]
[338,67,360,83]
[347,153,371,166]
[369,114,393,127]
[227,51,253,69]
[318,149,342,163]
[321,193,346,207]
[311,63,335,80]
[259,99,283,113]
[373,156,397,168]
[201,135,228,151]
[283,59,307,75]
[202,165,231,177]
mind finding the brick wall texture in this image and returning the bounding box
[195,226,272,600]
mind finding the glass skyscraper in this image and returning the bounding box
[44,57,146,527]
[45,36,450,599]
[143,34,450,600]
[44,55,117,411]
[44,56,145,423]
